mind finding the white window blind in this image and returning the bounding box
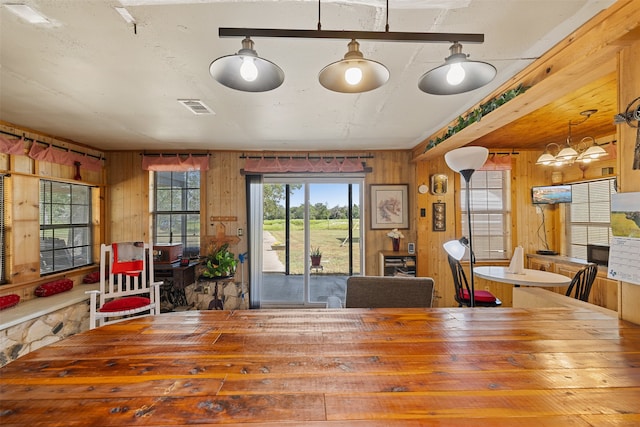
[568,178,616,260]
[461,170,511,260]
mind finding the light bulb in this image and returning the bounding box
[345,67,362,85]
[240,57,258,82]
[446,63,465,86]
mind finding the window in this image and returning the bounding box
[567,178,616,260]
[40,180,92,274]
[461,170,511,260]
[1,175,5,284]
[153,171,201,258]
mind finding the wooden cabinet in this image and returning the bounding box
[526,254,617,311]
[379,251,416,277]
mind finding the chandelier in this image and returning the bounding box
[536,110,607,166]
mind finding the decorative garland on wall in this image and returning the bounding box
[423,84,529,153]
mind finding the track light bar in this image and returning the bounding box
[219,28,484,44]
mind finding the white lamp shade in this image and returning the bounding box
[444,146,489,173]
[536,152,556,165]
[443,240,466,261]
[582,144,607,159]
[555,146,578,161]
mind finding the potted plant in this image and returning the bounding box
[202,243,238,278]
[310,247,322,267]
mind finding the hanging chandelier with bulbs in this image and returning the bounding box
[536,110,608,167]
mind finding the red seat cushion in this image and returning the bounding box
[83,271,101,283]
[459,289,497,303]
[99,296,150,313]
[0,294,20,310]
[35,279,74,297]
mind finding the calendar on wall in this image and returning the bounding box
[608,192,640,286]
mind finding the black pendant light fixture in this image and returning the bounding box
[209,36,284,92]
[418,42,496,95]
[318,39,389,93]
[212,0,494,95]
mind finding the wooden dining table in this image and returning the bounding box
[2,307,640,426]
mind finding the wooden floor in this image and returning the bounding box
[1,307,640,426]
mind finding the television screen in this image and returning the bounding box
[531,185,572,204]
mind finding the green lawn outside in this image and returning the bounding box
[265,219,361,274]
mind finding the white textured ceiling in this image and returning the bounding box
[0,0,616,152]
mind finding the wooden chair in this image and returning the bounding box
[345,276,434,308]
[447,255,502,307]
[87,243,162,329]
[565,263,598,302]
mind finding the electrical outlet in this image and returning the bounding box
[237,228,244,236]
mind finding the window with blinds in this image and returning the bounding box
[567,178,616,260]
[461,170,512,260]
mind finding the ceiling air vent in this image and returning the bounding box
[178,99,215,115]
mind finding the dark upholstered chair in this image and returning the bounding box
[447,255,502,307]
[565,263,598,302]
[345,276,434,308]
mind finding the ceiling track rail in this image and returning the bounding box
[219,28,484,44]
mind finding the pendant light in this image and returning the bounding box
[318,39,389,93]
[418,42,496,95]
[209,37,284,92]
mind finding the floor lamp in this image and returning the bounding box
[444,146,489,307]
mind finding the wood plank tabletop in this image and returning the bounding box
[1,307,640,426]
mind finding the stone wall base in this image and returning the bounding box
[0,301,89,366]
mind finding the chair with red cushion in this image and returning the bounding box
[447,255,502,307]
[86,243,162,329]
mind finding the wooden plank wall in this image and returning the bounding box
[104,150,415,279]
[414,149,617,308]
[617,39,640,324]
[0,123,104,297]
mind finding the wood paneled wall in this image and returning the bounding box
[414,149,617,307]
[617,39,640,324]
[105,150,415,278]
[0,123,104,296]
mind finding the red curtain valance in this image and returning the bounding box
[28,143,103,171]
[243,157,364,173]
[0,136,25,155]
[479,154,512,171]
[141,154,210,171]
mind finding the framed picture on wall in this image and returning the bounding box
[430,174,448,195]
[370,184,409,229]
[433,202,446,232]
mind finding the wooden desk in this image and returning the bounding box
[474,266,572,287]
[153,260,198,289]
[2,308,639,425]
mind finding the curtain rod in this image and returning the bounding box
[140,152,211,157]
[488,150,519,155]
[239,154,374,160]
[0,130,104,161]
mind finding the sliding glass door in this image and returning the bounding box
[254,176,363,307]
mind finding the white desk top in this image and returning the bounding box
[474,266,572,287]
